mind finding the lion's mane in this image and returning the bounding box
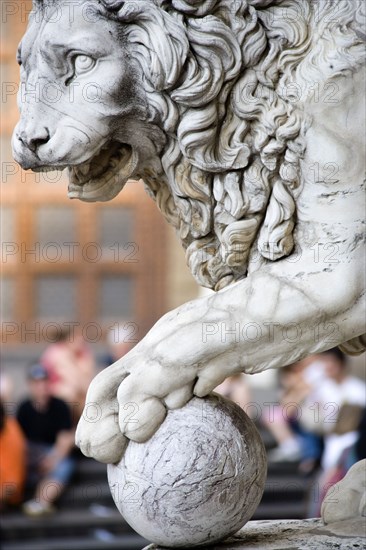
[36,0,366,290]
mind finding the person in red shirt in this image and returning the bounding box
[41,328,96,423]
[0,400,26,509]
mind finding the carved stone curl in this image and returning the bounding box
[12,0,366,541]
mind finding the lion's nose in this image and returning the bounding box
[18,126,50,153]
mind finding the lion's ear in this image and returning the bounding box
[113,0,189,91]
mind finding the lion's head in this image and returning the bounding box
[13,0,365,289]
[12,0,168,201]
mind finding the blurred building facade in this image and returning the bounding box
[0,2,198,356]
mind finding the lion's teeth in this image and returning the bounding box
[67,145,131,186]
[69,169,79,184]
[79,164,90,176]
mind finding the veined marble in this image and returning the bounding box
[12,0,366,544]
[108,395,266,547]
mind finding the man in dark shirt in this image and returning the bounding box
[17,364,75,516]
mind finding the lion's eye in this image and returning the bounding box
[74,55,95,75]
[16,46,22,66]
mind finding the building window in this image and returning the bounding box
[1,278,15,321]
[0,136,14,182]
[99,275,133,321]
[36,275,77,320]
[1,206,15,244]
[99,206,134,259]
[36,206,76,250]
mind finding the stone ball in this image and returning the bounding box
[107,394,267,548]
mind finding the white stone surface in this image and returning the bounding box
[12,0,366,535]
[108,395,266,548]
[11,0,363,464]
[143,518,366,550]
[322,459,366,524]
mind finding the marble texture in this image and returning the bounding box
[12,0,366,540]
[321,459,366,524]
[12,0,365,466]
[143,518,366,550]
[108,395,266,548]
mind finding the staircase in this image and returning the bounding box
[1,430,312,550]
[1,454,149,550]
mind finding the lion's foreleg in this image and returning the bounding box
[76,260,364,461]
[197,264,364,384]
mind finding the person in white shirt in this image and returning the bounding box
[310,349,366,470]
[303,348,366,517]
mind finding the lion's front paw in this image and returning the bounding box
[76,403,128,464]
[75,364,129,464]
[115,358,226,443]
[116,360,199,442]
[76,332,231,459]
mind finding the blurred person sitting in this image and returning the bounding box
[0,372,15,405]
[16,365,75,517]
[306,349,366,513]
[41,327,96,422]
[301,349,366,471]
[0,400,26,510]
[215,374,253,416]
[298,349,366,516]
[355,407,366,461]
[264,358,325,471]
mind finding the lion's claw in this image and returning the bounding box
[118,394,167,442]
[75,329,228,463]
[76,421,128,464]
[75,361,130,463]
[116,369,198,443]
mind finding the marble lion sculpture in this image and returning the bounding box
[13,0,365,464]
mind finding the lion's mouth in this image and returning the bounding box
[67,142,138,202]
[69,142,128,185]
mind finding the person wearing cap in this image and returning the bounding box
[16,364,75,516]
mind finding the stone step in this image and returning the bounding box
[73,458,108,482]
[258,429,277,450]
[253,501,307,520]
[267,460,302,476]
[2,534,148,550]
[59,481,113,507]
[1,508,131,541]
[261,475,308,502]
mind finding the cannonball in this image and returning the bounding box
[107,394,267,548]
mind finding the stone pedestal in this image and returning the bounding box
[143,518,366,549]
